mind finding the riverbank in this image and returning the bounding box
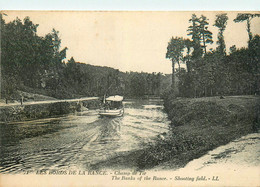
[91,95,259,170]
[0,97,100,123]
[138,95,259,169]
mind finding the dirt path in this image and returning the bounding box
[177,133,260,172]
[0,97,99,107]
[146,133,260,186]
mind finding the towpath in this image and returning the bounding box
[0,97,99,107]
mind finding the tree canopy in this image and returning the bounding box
[0,14,171,100]
[166,13,260,98]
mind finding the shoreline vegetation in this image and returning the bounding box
[144,95,259,169]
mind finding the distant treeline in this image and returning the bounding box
[0,14,171,100]
[166,13,260,98]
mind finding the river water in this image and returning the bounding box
[0,99,170,173]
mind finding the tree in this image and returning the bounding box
[229,45,237,54]
[187,14,213,56]
[183,38,193,72]
[248,35,260,94]
[187,14,203,58]
[47,29,68,64]
[166,37,185,89]
[129,73,146,97]
[68,57,76,64]
[234,14,260,94]
[199,15,213,54]
[0,13,6,99]
[2,17,41,88]
[214,13,228,56]
[249,35,260,63]
[234,13,260,44]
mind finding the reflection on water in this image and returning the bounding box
[0,99,170,173]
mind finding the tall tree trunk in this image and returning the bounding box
[202,31,207,54]
[247,18,252,43]
[171,60,175,89]
[218,30,226,55]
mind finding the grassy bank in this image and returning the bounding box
[91,95,259,170]
[137,95,259,169]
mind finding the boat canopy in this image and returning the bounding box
[106,95,123,102]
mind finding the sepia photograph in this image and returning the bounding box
[0,10,259,186]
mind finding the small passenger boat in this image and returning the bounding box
[98,95,124,117]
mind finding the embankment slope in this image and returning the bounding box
[139,95,259,169]
[92,95,259,170]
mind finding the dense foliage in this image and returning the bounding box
[1,13,259,101]
[0,15,171,100]
[166,13,260,98]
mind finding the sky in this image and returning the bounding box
[2,11,260,74]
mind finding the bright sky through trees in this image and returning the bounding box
[3,11,260,73]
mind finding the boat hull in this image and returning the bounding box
[98,108,124,117]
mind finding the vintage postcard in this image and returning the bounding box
[0,11,259,186]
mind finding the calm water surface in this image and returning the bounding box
[0,99,170,173]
